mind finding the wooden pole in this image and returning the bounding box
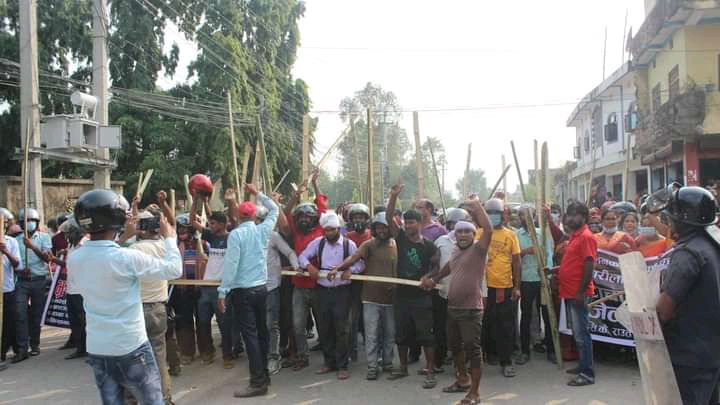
[463,143,472,198]
[539,142,548,265]
[240,144,251,197]
[257,115,272,192]
[183,175,193,208]
[534,140,540,209]
[521,208,563,369]
[413,111,425,198]
[510,141,527,202]
[227,94,242,194]
[352,122,363,202]
[273,170,291,194]
[501,154,508,200]
[487,165,512,200]
[428,138,446,215]
[302,114,310,201]
[367,108,374,216]
[252,142,261,202]
[169,189,176,219]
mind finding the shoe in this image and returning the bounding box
[293,358,309,371]
[200,352,215,365]
[533,343,547,354]
[169,366,182,376]
[382,364,394,373]
[502,365,517,378]
[366,367,379,380]
[11,351,28,364]
[233,385,268,398]
[65,351,88,360]
[515,353,530,365]
[180,355,194,365]
[223,358,234,370]
[58,341,75,351]
[310,343,322,352]
[268,359,280,375]
[29,347,40,356]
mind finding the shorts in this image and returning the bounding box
[394,298,434,348]
[447,308,483,368]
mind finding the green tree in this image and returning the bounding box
[455,168,490,200]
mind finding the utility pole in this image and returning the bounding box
[413,111,425,198]
[463,143,472,198]
[93,0,111,189]
[367,108,374,216]
[441,162,446,196]
[19,0,44,221]
[302,114,310,200]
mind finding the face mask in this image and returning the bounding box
[589,223,602,233]
[551,213,560,223]
[603,226,618,234]
[489,213,502,227]
[639,226,656,236]
[27,222,37,233]
[353,222,367,233]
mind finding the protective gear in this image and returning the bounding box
[56,213,69,226]
[26,222,38,233]
[638,226,656,236]
[603,226,618,234]
[610,201,637,216]
[188,174,213,197]
[444,208,471,226]
[485,198,504,213]
[370,213,388,227]
[0,208,14,222]
[639,202,648,215]
[293,203,319,232]
[347,203,370,219]
[489,213,503,227]
[663,186,718,227]
[176,213,192,228]
[18,208,40,223]
[74,189,129,234]
[256,205,269,221]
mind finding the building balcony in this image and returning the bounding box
[635,89,705,154]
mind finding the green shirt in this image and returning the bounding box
[515,227,553,282]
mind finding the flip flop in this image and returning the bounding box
[442,382,471,393]
[387,369,409,380]
[459,396,481,405]
[337,370,350,380]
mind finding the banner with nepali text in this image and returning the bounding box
[41,261,70,329]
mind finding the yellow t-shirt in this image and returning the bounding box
[476,227,521,288]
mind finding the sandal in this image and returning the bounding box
[315,366,337,375]
[422,373,437,389]
[387,368,409,380]
[567,374,594,387]
[417,366,445,375]
[502,365,517,378]
[337,370,350,380]
[442,381,471,393]
[459,396,481,405]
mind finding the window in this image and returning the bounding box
[652,84,662,112]
[605,113,618,142]
[669,65,679,100]
[584,130,590,152]
[625,102,639,132]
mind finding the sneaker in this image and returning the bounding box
[268,359,281,375]
[366,367,379,380]
[29,347,40,356]
[223,358,235,370]
[201,352,215,365]
[234,385,268,398]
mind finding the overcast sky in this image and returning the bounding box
[163,0,647,197]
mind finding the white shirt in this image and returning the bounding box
[266,232,299,292]
[129,239,169,303]
[2,236,21,293]
[68,238,182,356]
[65,237,89,295]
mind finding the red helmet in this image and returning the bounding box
[188,174,213,197]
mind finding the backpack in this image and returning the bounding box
[317,237,350,270]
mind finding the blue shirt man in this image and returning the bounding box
[1,235,22,292]
[16,231,51,277]
[515,227,554,282]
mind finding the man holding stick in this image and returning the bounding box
[385,182,440,389]
[0,215,21,368]
[421,199,492,405]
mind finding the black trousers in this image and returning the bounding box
[15,278,47,351]
[432,291,448,368]
[66,293,87,353]
[520,282,540,355]
[316,285,351,370]
[170,286,199,358]
[483,287,516,366]
[230,286,269,388]
[2,291,16,357]
[673,364,720,405]
[279,278,294,351]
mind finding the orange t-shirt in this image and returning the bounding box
[636,237,673,258]
[594,231,636,254]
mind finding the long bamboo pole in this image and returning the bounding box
[510,141,527,202]
[428,138,446,215]
[227,94,242,194]
[487,165,512,200]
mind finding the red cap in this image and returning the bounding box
[237,202,256,218]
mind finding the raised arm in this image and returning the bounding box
[284,179,308,217]
[131,215,182,281]
[156,191,175,225]
[386,182,403,238]
[466,200,492,251]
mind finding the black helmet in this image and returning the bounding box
[663,186,717,227]
[610,201,637,216]
[444,208,470,226]
[176,213,192,228]
[18,208,40,223]
[74,189,129,234]
[348,203,370,219]
[56,213,69,226]
[292,203,319,219]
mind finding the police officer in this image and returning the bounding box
[655,186,720,405]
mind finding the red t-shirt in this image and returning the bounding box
[347,230,372,248]
[559,225,597,299]
[289,194,328,289]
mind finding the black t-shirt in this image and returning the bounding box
[661,231,720,368]
[395,229,437,302]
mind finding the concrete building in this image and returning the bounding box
[629,0,720,190]
[566,62,647,205]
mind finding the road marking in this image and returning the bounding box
[0,389,70,404]
[545,400,569,405]
[488,393,517,400]
[300,380,332,389]
[295,399,321,405]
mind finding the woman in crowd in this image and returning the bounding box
[594,208,636,254]
[635,207,673,257]
[619,211,639,239]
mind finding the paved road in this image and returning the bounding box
[0,327,643,405]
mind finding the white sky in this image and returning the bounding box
[162,0,647,197]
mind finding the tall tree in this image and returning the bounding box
[455,168,490,200]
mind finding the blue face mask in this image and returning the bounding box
[639,226,656,236]
[26,221,37,233]
[489,213,502,227]
[603,226,618,234]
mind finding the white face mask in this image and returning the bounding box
[638,226,656,236]
[603,226,618,234]
[26,221,37,233]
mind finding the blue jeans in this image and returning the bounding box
[87,341,163,405]
[196,286,231,358]
[292,287,318,360]
[15,278,47,351]
[363,303,395,369]
[230,285,269,388]
[565,298,594,380]
[266,288,281,361]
